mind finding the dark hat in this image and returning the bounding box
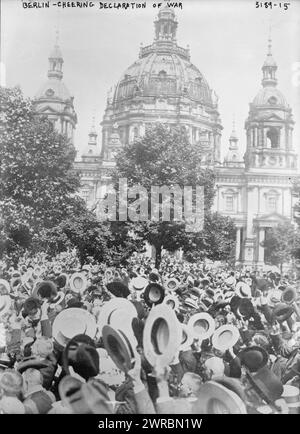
[246,366,283,404]
[237,298,254,319]
[106,281,130,298]
[281,287,297,305]
[149,272,160,282]
[272,303,294,323]
[55,274,68,290]
[143,283,165,307]
[36,280,57,299]
[63,334,99,381]
[238,346,268,372]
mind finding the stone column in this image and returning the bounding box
[235,228,241,262]
[258,228,265,263]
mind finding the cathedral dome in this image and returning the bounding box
[252,86,288,108]
[113,52,213,105]
[112,7,213,106]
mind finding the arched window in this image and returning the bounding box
[266,127,279,149]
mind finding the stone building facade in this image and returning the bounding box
[33,7,298,267]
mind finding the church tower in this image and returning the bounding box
[244,38,296,171]
[242,38,297,266]
[33,35,77,143]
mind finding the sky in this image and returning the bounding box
[1,0,300,161]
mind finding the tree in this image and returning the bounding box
[0,86,85,258]
[36,213,143,266]
[262,222,300,271]
[113,123,217,267]
[183,212,236,263]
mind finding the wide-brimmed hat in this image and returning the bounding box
[272,303,294,323]
[0,279,10,295]
[237,298,254,319]
[143,283,165,307]
[212,325,240,352]
[0,295,12,318]
[225,276,236,287]
[165,278,180,292]
[130,276,148,292]
[163,294,180,312]
[191,381,247,414]
[102,324,136,373]
[106,281,130,298]
[183,297,198,310]
[235,282,251,298]
[52,307,97,348]
[188,312,215,341]
[10,277,22,292]
[63,334,100,380]
[238,346,268,372]
[143,304,181,367]
[180,323,194,352]
[246,366,283,404]
[16,356,49,374]
[69,273,88,295]
[97,298,137,336]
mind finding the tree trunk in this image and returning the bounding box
[155,244,162,269]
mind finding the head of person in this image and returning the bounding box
[22,368,43,394]
[31,337,53,359]
[23,297,41,326]
[0,369,23,400]
[202,356,225,381]
[179,372,203,398]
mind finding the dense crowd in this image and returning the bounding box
[0,251,300,414]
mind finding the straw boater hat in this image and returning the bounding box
[212,325,240,352]
[69,273,88,295]
[180,323,194,352]
[52,308,97,348]
[188,312,215,341]
[184,297,198,310]
[164,277,180,292]
[163,294,180,312]
[0,279,10,295]
[143,304,182,367]
[102,324,137,373]
[0,295,12,318]
[191,381,247,414]
[97,298,137,336]
[235,282,251,299]
[129,276,148,292]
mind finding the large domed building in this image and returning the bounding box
[100,6,222,164]
[33,7,298,267]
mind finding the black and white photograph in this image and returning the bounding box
[1,0,300,418]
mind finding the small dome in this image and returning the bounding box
[252,87,288,108]
[35,78,71,101]
[263,54,276,68]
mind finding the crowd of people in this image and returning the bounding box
[0,250,300,414]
